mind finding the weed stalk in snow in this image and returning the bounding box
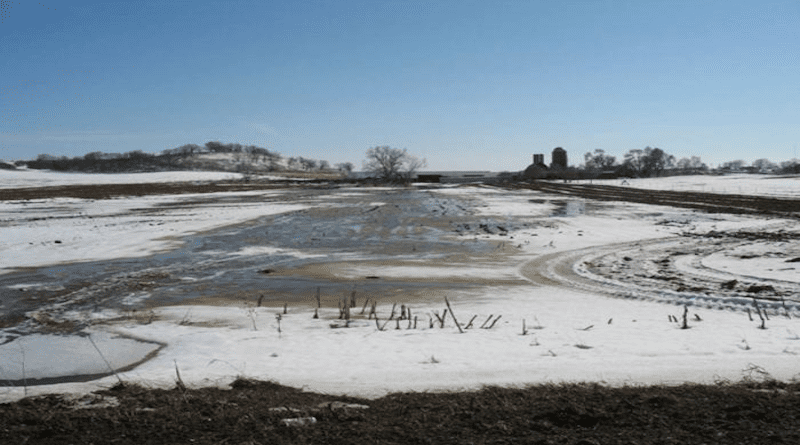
[19,343,26,397]
[752,298,766,329]
[368,301,377,320]
[681,305,689,330]
[486,315,502,329]
[88,334,123,384]
[444,297,464,333]
[174,360,187,394]
[465,315,478,329]
[361,297,370,315]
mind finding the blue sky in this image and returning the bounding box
[1,0,798,171]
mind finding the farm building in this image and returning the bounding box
[523,154,549,179]
[551,147,567,170]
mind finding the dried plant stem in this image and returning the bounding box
[19,343,27,397]
[361,297,370,315]
[752,298,766,329]
[681,305,689,330]
[88,334,123,384]
[486,315,502,329]
[174,359,186,392]
[465,315,478,329]
[444,297,464,333]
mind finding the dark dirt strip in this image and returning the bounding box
[2,379,799,444]
[506,182,800,217]
[0,180,319,201]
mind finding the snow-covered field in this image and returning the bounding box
[1,172,799,403]
[0,169,246,188]
[579,173,800,198]
[0,190,307,274]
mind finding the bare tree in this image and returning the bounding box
[721,160,747,171]
[363,146,426,182]
[780,159,800,174]
[335,162,354,174]
[299,157,317,171]
[287,157,302,170]
[583,149,616,172]
[675,156,707,172]
[752,158,777,173]
[622,149,645,177]
[622,147,674,177]
[641,147,674,177]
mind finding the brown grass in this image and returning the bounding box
[2,379,799,444]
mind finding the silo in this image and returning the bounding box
[551,147,567,169]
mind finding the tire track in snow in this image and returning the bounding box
[519,237,800,315]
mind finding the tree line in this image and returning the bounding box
[582,147,800,178]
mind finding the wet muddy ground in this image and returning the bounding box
[0,186,528,334]
[3,180,800,389]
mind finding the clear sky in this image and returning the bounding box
[1,0,798,171]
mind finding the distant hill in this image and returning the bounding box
[18,142,351,176]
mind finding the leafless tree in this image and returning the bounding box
[583,149,616,172]
[335,162,354,174]
[721,160,747,171]
[675,156,707,172]
[752,158,777,173]
[363,146,426,182]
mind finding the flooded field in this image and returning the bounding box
[2,177,800,398]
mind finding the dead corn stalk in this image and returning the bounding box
[361,297,371,315]
[444,297,464,333]
[464,315,478,329]
[681,305,689,329]
[752,298,767,329]
[482,315,502,329]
